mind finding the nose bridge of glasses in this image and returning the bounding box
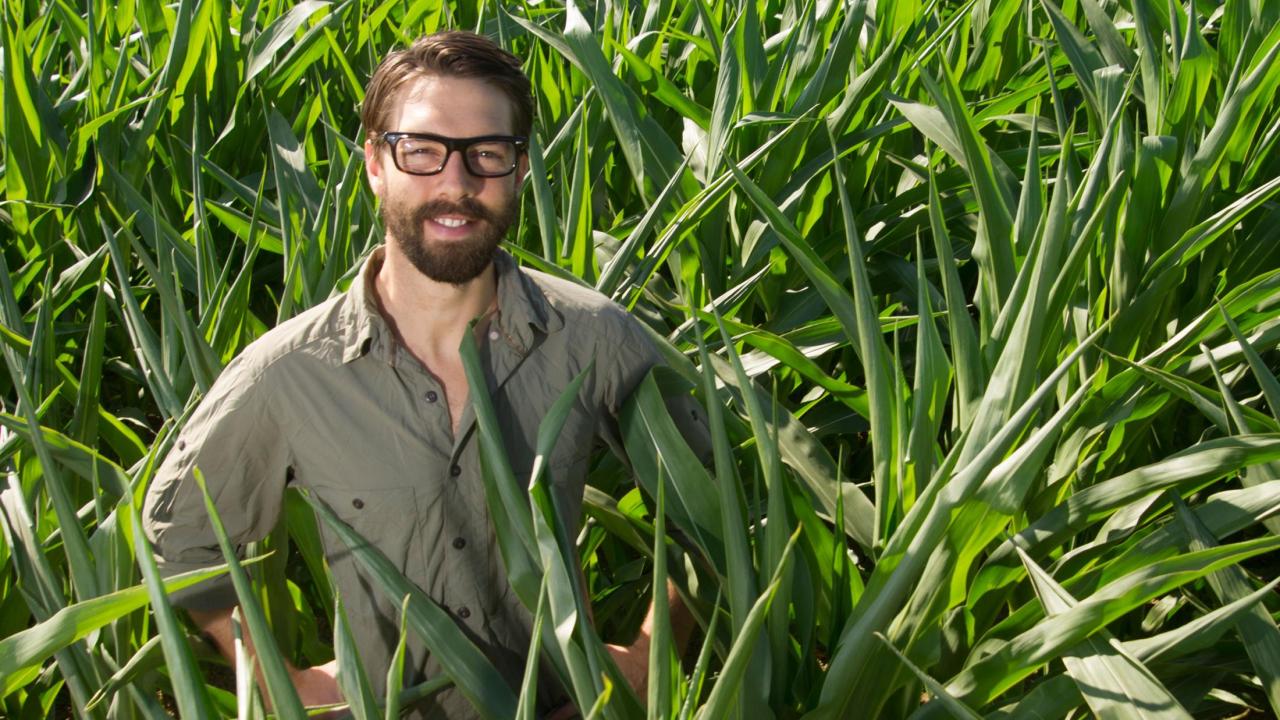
[438,139,467,175]
[445,137,486,175]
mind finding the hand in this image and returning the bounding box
[609,581,691,703]
[289,660,344,719]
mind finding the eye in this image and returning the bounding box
[469,142,514,164]
[398,139,445,165]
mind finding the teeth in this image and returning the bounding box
[435,217,468,228]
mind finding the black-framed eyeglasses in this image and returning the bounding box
[379,132,528,177]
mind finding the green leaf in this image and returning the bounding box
[829,132,900,541]
[516,582,548,720]
[0,562,229,696]
[1172,498,1280,716]
[927,164,982,430]
[1161,23,1280,241]
[817,324,1106,717]
[512,0,685,199]
[384,598,410,720]
[992,435,1280,563]
[711,305,791,698]
[1016,547,1194,719]
[456,331,540,606]
[646,474,675,720]
[875,632,982,720]
[707,353,876,553]
[693,321,758,632]
[694,529,799,720]
[950,535,1280,706]
[243,0,332,88]
[334,594,380,720]
[1039,0,1107,117]
[613,41,711,129]
[305,493,517,719]
[621,371,725,574]
[191,468,307,718]
[125,498,217,719]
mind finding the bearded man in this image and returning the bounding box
[144,30,705,719]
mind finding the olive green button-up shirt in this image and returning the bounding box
[142,247,707,718]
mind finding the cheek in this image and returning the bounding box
[380,176,427,206]
[487,177,520,202]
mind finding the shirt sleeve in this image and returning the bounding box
[596,307,713,466]
[142,354,292,610]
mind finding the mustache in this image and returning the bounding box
[411,198,495,225]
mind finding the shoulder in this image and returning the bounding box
[519,266,641,334]
[514,266,664,394]
[224,292,354,380]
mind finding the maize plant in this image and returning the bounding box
[1,0,1279,717]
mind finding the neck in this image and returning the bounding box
[374,244,498,358]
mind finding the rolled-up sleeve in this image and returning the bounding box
[142,355,291,610]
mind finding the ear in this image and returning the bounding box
[364,138,385,198]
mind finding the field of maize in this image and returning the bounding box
[2,0,1280,717]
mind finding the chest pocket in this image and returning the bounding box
[311,484,421,574]
[306,483,429,688]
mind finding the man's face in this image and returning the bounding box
[366,74,526,285]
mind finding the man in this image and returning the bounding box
[143,31,704,718]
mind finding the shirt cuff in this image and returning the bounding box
[156,559,240,610]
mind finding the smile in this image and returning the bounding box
[432,217,470,228]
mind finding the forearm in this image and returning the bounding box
[188,605,295,683]
[188,605,340,712]
[189,605,246,662]
[600,580,694,705]
[635,580,693,654]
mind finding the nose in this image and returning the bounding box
[434,149,482,196]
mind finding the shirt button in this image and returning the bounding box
[449,465,462,478]
[425,391,438,403]
[177,440,186,451]
[352,498,364,510]
[488,329,499,341]
[452,537,466,550]
[457,606,471,619]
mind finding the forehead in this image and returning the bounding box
[389,74,516,137]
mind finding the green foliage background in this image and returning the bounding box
[2,0,1280,717]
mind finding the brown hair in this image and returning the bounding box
[361,31,533,139]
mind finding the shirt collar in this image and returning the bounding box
[338,246,563,364]
[339,248,389,364]
[491,248,564,353]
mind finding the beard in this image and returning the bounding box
[381,195,517,285]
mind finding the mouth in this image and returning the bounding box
[409,199,493,238]
[430,216,471,228]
